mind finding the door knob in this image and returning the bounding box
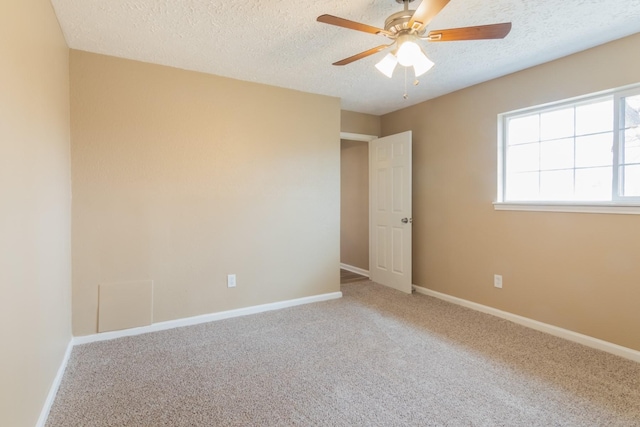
[401,218,412,224]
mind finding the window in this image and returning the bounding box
[497,84,640,210]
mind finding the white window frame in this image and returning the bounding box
[495,83,640,215]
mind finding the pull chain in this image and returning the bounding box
[403,66,408,99]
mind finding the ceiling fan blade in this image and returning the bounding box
[333,45,392,66]
[317,14,391,36]
[408,0,450,32]
[427,22,512,41]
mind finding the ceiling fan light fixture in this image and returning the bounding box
[375,53,398,78]
[396,35,422,67]
[413,50,434,77]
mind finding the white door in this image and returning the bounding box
[369,131,412,294]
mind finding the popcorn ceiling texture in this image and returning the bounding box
[50,0,640,115]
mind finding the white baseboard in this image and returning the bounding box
[36,338,74,427]
[73,291,343,345]
[340,263,369,278]
[413,285,640,364]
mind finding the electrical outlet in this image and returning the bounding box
[494,274,503,289]
[227,274,236,288]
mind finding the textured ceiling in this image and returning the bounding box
[51,0,640,115]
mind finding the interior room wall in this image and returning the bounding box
[341,110,381,136]
[381,33,640,352]
[0,0,72,425]
[70,50,341,336]
[340,140,369,270]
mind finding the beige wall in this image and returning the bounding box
[381,33,640,352]
[340,140,369,270]
[70,51,340,336]
[0,0,72,425]
[341,110,381,136]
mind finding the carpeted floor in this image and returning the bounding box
[340,268,368,284]
[47,281,640,426]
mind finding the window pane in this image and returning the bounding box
[540,169,573,201]
[624,128,640,148]
[507,143,539,173]
[508,115,539,145]
[541,108,574,140]
[575,167,612,201]
[623,94,640,130]
[625,147,640,165]
[622,164,640,197]
[575,133,613,168]
[575,100,613,136]
[540,138,574,170]
[506,172,539,201]
[623,129,640,165]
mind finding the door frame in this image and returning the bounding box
[340,131,413,291]
[339,131,378,279]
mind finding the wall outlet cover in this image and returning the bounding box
[227,274,237,288]
[494,274,503,289]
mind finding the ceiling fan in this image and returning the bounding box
[317,0,512,78]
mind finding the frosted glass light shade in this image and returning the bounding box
[375,53,398,78]
[413,51,434,77]
[396,40,422,67]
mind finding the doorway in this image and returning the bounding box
[340,135,372,281]
[339,131,413,293]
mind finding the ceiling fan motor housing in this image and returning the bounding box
[384,10,426,36]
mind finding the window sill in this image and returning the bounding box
[493,202,640,215]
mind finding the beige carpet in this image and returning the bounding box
[47,281,640,426]
[340,268,368,284]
